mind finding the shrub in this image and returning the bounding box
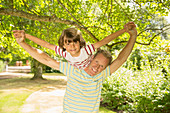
[101,66,170,112]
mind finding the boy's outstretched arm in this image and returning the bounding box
[12,30,56,51]
[93,22,136,49]
[13,31,60,70]
[110,22,137,74]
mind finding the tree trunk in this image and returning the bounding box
[30,58,45,80]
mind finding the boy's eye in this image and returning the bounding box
[74,41,79,44]
[65,42,70,45]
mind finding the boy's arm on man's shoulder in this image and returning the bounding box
[25,34,56,51]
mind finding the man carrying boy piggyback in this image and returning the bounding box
[13,22,137,113]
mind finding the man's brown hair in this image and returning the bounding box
[58,28,86,51]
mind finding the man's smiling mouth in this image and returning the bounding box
[92,67,97,73]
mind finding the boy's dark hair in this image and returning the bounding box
[58,28,86,51]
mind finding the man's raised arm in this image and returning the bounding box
[110,23,137,74]
[13,30,60,70]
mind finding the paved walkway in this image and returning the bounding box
[1,66,67,113]
[21,88,66,113]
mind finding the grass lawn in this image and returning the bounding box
[0,91,31,113]
[0,73,115,113]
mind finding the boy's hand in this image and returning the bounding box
[13,30,25,43]
[124,22,137,36]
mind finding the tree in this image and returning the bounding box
[0,0,169,79]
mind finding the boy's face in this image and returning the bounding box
[63,38,81,57]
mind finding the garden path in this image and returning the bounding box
[21,87,66,113]
[0,66,67,113]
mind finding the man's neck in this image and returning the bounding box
[84,66,91,76]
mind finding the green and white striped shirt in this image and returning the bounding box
[60,62,110,113]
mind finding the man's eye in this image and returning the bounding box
[100,65,104,68]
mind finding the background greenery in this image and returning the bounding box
[0,0,169,64]
[0,0,170,112]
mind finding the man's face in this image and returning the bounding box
[85,53,110,76]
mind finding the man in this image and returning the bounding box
[13,22,137,113]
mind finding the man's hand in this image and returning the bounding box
[124,22,137,36]
[13,30,25,43]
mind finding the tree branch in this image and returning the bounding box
[141,27,170,45]
[138,24,170,36]
[86,25,106,31]
[132,1,154,17]
[57,0,100,42]
[66,0,76,13]
[133,0,141,7]
[107,26,170,48]
[101,0,109,24]
[21,0,39,15]
[108,41,128,48]
[57,0,83,26]
[159,1,170,10]
[0,8,99,42]
[114,0,132,21]
[108,0,112,23]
